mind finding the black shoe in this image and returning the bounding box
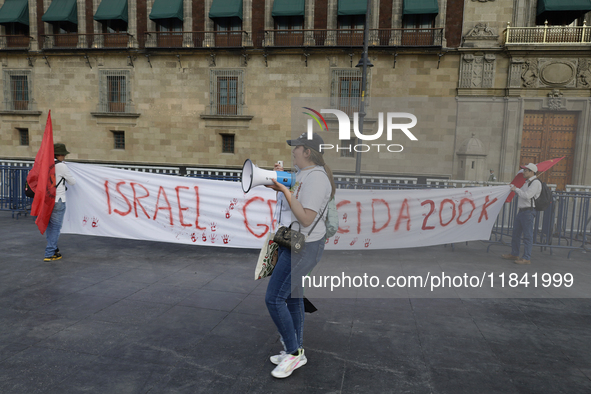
[43,253,62,262]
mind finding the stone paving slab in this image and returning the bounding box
[0,212,590,393]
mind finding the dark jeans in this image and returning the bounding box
[265,238,325,354]
[511,209,536,260]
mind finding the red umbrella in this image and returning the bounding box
[505,156,565,203]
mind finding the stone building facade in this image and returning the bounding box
[0,0,590,189]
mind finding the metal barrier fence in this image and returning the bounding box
[487,192,591,257]
[2,162,589,257]
[0,166,32,218]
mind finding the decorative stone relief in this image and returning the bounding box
[521,59,539,88]
[508,58,524,88]
[463,23,499,48]
[459,54,496,88]
[544,89,566,111]
[538,59,576,88]
[577,58,591,88]
[327,56,338,68]
[465,23,498,39]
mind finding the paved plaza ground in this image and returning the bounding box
[1,211,590,393]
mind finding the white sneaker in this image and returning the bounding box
[270,349,308,365]
[271,349,307,378]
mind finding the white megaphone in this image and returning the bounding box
[241,159,295,193]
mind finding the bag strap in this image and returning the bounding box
[307,199,331,236]
[306,169,333,236]
[291,168,333,236]
[55,177,65,188]
[527,178,541,208]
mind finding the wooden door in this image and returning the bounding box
[521,111,578,190]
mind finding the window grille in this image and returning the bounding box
[3,70,32,111]
[210,69,244,115]
[221,134,235,153]
[330,69,370,115]
[17,128,29,146]
[112,130,125,149]
[340,138,355,158]
[98,70,132,113]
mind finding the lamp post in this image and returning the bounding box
[354,0,373,181]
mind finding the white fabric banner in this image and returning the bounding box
[61,163,511,250]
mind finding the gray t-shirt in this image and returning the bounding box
[276,192,292,227]
[292,166,332,242]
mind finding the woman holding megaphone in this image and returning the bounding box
[264,132,336,379]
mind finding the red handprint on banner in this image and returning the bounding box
[190,233,197,242]
[91,217,99,228]
[350,237,358,246]
[364,239,371,248]
[210,233,217,243]
[202,232,207,242]
[222,234,230,244]
[82,216,88,226]
[334,236,340,245]
[225,209,231,219]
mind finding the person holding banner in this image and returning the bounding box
[264,132,335,379]
[502,163,541,265]
[43,143,76,262]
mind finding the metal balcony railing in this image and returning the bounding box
[505,21,591,45]
[0,35,32,50]
[2,100,37,112]
[256,28,443,47]
[142,31,249,48]
[41,33,133,49]
[95,100,135,114]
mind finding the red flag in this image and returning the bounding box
[505,157,565,203]
[27,111,56,234]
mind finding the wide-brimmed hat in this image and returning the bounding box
[520,163,538,173]
[287,132,325,154]
[54,143,70,156]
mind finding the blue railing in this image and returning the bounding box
[487,192,591,258]
[3,163,590,256]
[0,166,32,218]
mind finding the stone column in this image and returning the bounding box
[43,0,52,48]
[434,0,446,47]
[145,0,156,46]
[243,0,252,46]
[499,97,524,181]
[264,0,273,45]
[28,0,39,50]
[304,0,314,45]
[93,0,101,47]
[391,0,402,28]
[183,0,192,46]
[204,0,213,47]
[368,0,379,44]
[325,0,337,45]
[128,0,137,47]
[77,0,87,47]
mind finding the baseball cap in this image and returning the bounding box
[287,132,325,154]
[520,163,538,172]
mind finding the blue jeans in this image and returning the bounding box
[511,209,536,260]
[45,200,66,258]
[265,238,325,354]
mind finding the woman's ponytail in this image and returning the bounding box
[308,149,336,199]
